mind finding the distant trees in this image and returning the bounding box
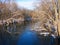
[0,0,18,20]
[34,0,60,36]
[0,0,33,34]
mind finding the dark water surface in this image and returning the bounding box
[0,19,58,45]
[17,30,57,45]
[18,30,40,45]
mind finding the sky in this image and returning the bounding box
[16,0,37,10]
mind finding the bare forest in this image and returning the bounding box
[0,0,59,45]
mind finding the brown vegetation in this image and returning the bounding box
[33,0,60,36]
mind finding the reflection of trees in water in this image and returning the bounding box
[0,14,33,45]
[0,15,58,45]
[2,14,32,33]
[0,11,58,45]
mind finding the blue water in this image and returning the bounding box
[0,20,57,45]
[17,30,57,45]
[17,30,40,45]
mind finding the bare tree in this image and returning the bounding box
[34,0,60,36]
[0,0,19,20]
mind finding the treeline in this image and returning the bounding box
[0,0,34,45]
[0,0,34,32]
[0,0,59,45]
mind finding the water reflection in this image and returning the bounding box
[17,20,57,45]
[18,30,40,45]
[0,15,58,45]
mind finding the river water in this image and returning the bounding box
[0,17,58,45]
[17,21,57,45]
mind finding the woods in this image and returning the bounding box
[0,0,59,45]
[33,0,60,36]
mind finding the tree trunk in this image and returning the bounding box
[57,0,60,36]
[57,21,60,36]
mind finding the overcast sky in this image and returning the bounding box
[16,0,37,10]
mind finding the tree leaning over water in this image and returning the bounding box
[34,0,60,36]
